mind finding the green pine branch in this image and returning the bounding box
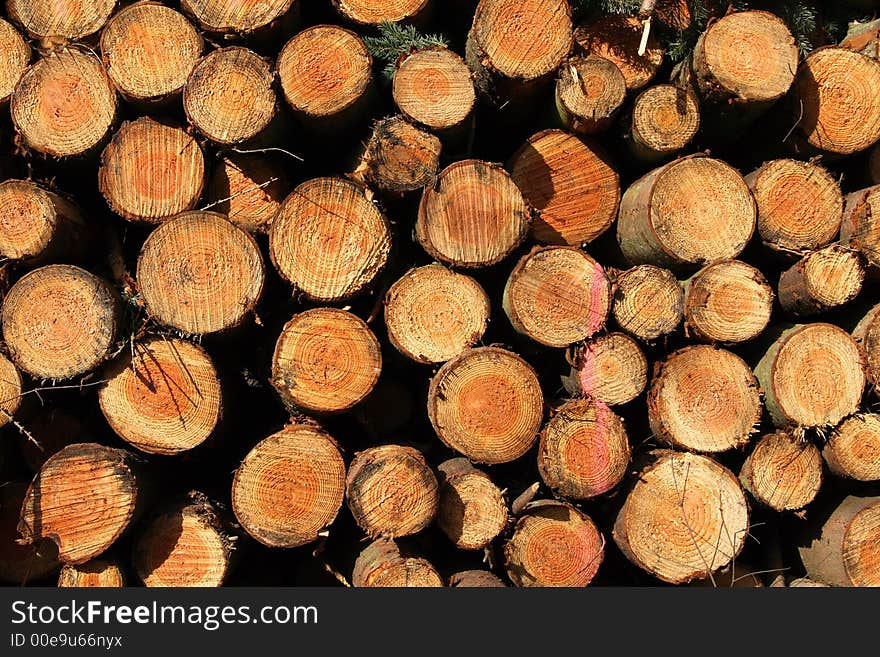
[363,22,449,81]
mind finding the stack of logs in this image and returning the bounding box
[1,0,880,589]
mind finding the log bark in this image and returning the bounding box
[8,0,115,41]
[778,245,864,316]
[840,185,880,268]
[0,18,29,105]
[58,558,124,588]
[333,0,431,25]
[436,458,507,550]
[180,0,294,34]
[739,431,823,511]
[352,538,443,587]
[448,570,505,587]
[569,332,648,406]
[0,482,59,584]
[611,265,683,342]
[393,47,475,133]
[853,302,880,386]
[625,84,700,163]
[555,55,625,135]
[204,154,289,234]
[574,14,663,92]
[824,414,880,482]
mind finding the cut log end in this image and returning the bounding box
[555,55,626,135]
[393,47,475,131]
[352,539,443,587]
[428,347,544,464]
[841,186,880,267]
[99,337,222,456]
[8,0,115,40]
[333,0,429,25]
[824,414,880,482]
[272,308,381,414]
[740,431,823,511]
[448,570,506,587]
[180,0,293,34]
[778,245,864,316]
[385,264,489,364]
[437,458,507,550]
[232,425,345,548]
[204,154,289,234]
[630,84,700,156]
[505,500,604,587]
[0,352,23,429]
[612,265,683,342]
[270,177,391,302]
[58,559,124,588]
[575,14,664,91]
[538,398,630,499]
[0,18,29,105]
[137,211,265,335]
[854,302,880,386]
[355,115,442,194]
[572,332,648,406]
[2,265,120,380]
[0,483,59,584]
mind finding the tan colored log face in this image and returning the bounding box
[204,155,288,234]
[631,85,700,154]
[181,0,293,33]
[393,48,475,131]
[0,352,22,429]
[573,332,647,406]
[778,245,864,316]
[357,116,442,193]
[740,431,823,511]
[0,180,85,263]
[437,460,507,550]
[555,55,625,134]
[854,303,880,386]
[233,425,346,548]
[334,0,429,24]
[575,14,663,91]
[352,539,443,587]
[612,265,683,342]
[824,414,880,482]
[0,18,29,104]
[449,570,506,587]
[0,483,59,584]
[58,559,124,587]
[841,186,880,267]
[843,501,880,586]
[8,0,115,40]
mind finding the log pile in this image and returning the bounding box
[1,0,880,589]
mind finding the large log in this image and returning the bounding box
[393,47,475,134]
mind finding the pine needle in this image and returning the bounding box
[363,22,448,80]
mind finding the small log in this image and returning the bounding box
[270,177,391,302]
[99,117,206,223]
[503,246,611,348]
[416,159,530,267]
[352,538,443,587]
[204,154,289,234]
[384,264,489,364]
[184,47,276,144]
[570,332,648,406]
[840,185,880,268]
[352,115,442,194]
[790,48,880,155]
[614,450,749,584]
[180,0,293,34]
[745,159,843,254]
[612,265,683,342]
[0,352,23,431]
[574,14,663,92]
[8,0,114,40]
[346,445,438,538]
[58,558,124,588]
[100,2,203,104]
[11,48,117,158]
[133,493,234,587]
[824,414,880,482]
[504,500,604,587]
[2,265,121,380]
[509,129,619,246]
[19,443,146,565]
[853,302,880,386]
[739,431,823,511]
[625,84,700,162]
[428,346,544,464]
[0,482,59,584]
[649,345,761,453]
[393,47,475,133]
[778,245,864,317]
[332,0,431,25]
[755,323,865,428]
[436,458,508,550]
[19,409,87,472]
[684,260,773,343]
[538,397,630,499]
[788,578,828,588]
[0,18,29,105]
[617,156,756,268]
[799,495,880,587]
[555,55,626,135]
[448,570,506,587]
[272,308,381,414]
[232,424,346,548]
[99,337,222,456]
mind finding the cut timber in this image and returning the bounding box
[416,160,529,267]
[756,323,865,428]
[574,14,663,92]
[617,156,756,268]
[58,559,124,587]
[649,346,761,453]
[272,308,381,414]
[436,458,507,550]
[19,443,144,565]
[571,332,648,406]
[614,450,749,584]
[853,302,880,386]
[627,85,700,161]
[180,0,293,34]
[0,180,88,263]
[504,500,603,587]
[799,495,880,587]
[791,48,880,155]
[204,154,289,234]
[745,159,843,254]
[538,397,630,499]
[824,414,880,482]
[99,337,222,456]
[684,260,774,343]
[509,130,619,247]
[393,47,475,132]
[347,445,438,538]
[100,3,203,103]
[277,25,372,127]
[184,47,276,144]
[0,352,22,429]
[466,0,572,99]
[333,0,430,25]
[555,55,626,135]
[99,118,205,223]
[449,570,505,587]
[778,245,864,317]
[384,264,489,364]
[270,177,391,302]
[137,211,265,335]
[739,431,823,511]
[0,483,58,584]
[352,539,443,587]
[840,185,880,268]
[11,48,116,158]
[19,410,87,472]
[133,494,233,587]
[503,246,611,347]
[7,0,114,40]
[353,115,442,194]
[691,11,797,106]
[0,18,29,105]
[789,578,828,588]
[2,265,120,380]
[232,424,345,548]
[428,347,544,464]
[612,265,683,342]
